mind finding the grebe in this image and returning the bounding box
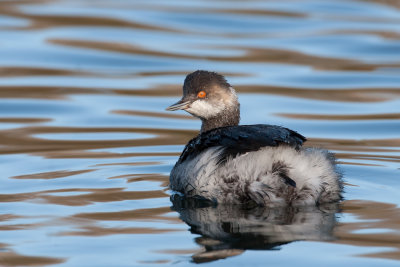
[166,70,342,206]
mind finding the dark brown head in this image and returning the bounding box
[166,70,240,132]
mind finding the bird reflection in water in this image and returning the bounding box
[171,195,339,263]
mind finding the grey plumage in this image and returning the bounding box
[167,70,343,206]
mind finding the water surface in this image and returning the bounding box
[0,0,399,266]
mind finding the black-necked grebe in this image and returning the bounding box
[166,70,343,206]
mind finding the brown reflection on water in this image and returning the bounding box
[0,126,195,157]
[235,85,400,103]
[114,85,400,103]
[0,67,91,77]
[337,153,400,164]
[0,241,62,267]
[0,122,398,165]
[127,3,307,19]
[0,0,398,264]
[215,8,306,18]
[0,0,178,32]
[11,169,96,179]
[108,173,168,186]
[307,138,400,164]
[277,113,400,120]
[0,222,38,232]
[328,29,400,40]
[307,138,400,152]
[40,188,168,206]
[335,200,400,261]
[112,110,195,120]
[0,118,51,124]
[1,83,398,104]
[0,187,167,206]
[53,206,182,237]
[57,226,180,237]
[36,150,179,159]
[73,206,175,222]
[0,86,105,100]
[92,161,160,167]
[0,215,30,231]
[49,38,400,71]
[0,249,65,267]
[135,71,249,78]
[0,214,21,222]
[362,0,400,9]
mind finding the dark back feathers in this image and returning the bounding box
[178,124,306,165]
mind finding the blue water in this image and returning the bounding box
[0,0,399,266]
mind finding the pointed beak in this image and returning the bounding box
[166,99,192,111]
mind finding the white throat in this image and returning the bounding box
[185,100,225,119]
[185,87,238,120]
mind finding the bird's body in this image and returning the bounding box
[167,70,342,206]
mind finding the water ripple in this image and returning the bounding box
[0,0,399,265]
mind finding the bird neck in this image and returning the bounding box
[200,104,240,133]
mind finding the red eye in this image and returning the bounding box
[197,91,206,98]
